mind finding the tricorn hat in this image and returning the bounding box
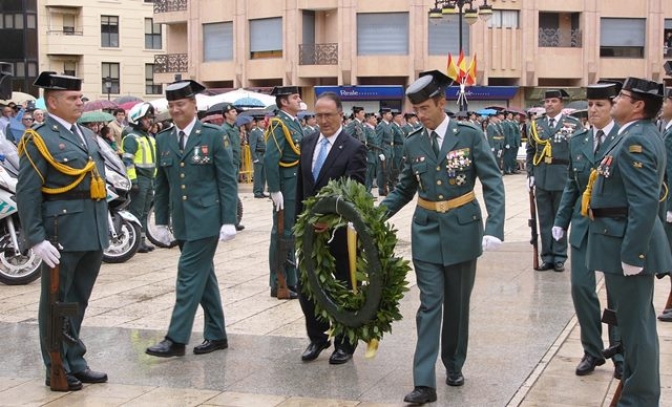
[165,80,206,101]
[33,71,82,91]
[406,70,452,105]
[622,77,665,98]
[544,89,569,100]
[379,107,392,114]
[586,81,622,100]
[270,86,300,96]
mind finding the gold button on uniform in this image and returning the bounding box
[182,196,187,201]
[180,173,185,178]
[638,254,644,259]
[436,166,441,171]
[437,180,442,185]
[438,195,444,199]
[181,185,186,189]
[180,163,185,167]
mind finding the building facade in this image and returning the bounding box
[38,0,164,101]
[0,0,39,95]
[154,0,672,110]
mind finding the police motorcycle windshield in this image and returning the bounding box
[0,137,20,176]
[95,135,125,174]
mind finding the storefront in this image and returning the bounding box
[444,86,520,112]
[314,85,405,114]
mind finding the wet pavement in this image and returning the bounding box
[0,174,670,406]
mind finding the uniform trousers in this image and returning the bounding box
[535,187,567,264]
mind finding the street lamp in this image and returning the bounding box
[105,76,112,101]
[429,0,492,111]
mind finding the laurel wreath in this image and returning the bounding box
[295,178,410,347]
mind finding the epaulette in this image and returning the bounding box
[202,122,221,131]
[157,126,172,135]
[564,115,582,124]
[457,121,480,131]
[406,126,423,139]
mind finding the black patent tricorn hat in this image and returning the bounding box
[33,71,82,91]
[165,80,206,101]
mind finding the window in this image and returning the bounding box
[428,18,470,56]
[63,62,76,77]
[63,15,75,35]
[600,18,645,58]
[357,13,409,55]
[203,22,233,62]
[249,18,282,59]
[101,15,119,47]
[145,18,162,49]
[27,14,36,29]
[101,63,120,94]
[487,10,519,28]
[664,20,672,57]
[539,12,582,47]
[145,64,161,95]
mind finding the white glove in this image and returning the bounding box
[505,144,511,149]
[378,154,385,162]
[482,235,502,251]
[666,211,672,223]
[622,262,643,276]
[491,148,495,152]
[154,225,172,246]
[551,226,565,241]
[253,159,259,164]
[497,150,502,158]
[270,191,284,211]
[527,176,535,192]
[32,240,60,268]
[219,224,236,242]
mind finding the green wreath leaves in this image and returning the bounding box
[295,178,411,348]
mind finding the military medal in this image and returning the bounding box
[200,145,210,163]
[192,146,202,164]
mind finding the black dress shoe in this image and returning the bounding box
[403,386,437,405]
[73,368,107,383]
[235,224,245,231]
[193,339,228,354]
[329,348,353,365]
[554,262,565,272]
[45,373,83,391]
[146,338,186,357]
[575,353,605,376]
[446,371,464,387]
[614,362,623,380]
[254,194,269,198]
[537,262,553,271]
[301,340,330,362]
[658,309,672,322]
[270,287,298,299]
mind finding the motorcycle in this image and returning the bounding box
[97,136,142,263]
[0,138,42,285]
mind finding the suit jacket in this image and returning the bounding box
[554,123,619,249]
[586,120,672,275]
[526,115,583,191]
[17,116,109,251]
[296,128,367,253]
[154,121,238,241]
[381,120,505,266]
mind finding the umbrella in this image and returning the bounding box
[235,115,254,127]
[527,107,546,115]
[484,105,507,112]
[118,101,142,111]
[113,95,143,105]
[35,98,46,110]
[238,106,275,118]
[569,109,588,119]
[566,100,588,110]
[476,108,497,116]
[78,111,115,124]
[233,97,265,108]
[0,91,36,105]
[83,99,118,112]
[297,111,314,120]
[206,89,275,109]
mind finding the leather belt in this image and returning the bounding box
[43,191,94,201]
[417,191,475,213]
[589,207,628,219]
[544,158,569,165]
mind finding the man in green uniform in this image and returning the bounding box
[220,103,244,231]
[585,77,672,407]
[344,106,366,143]
[659,88,672,322]
[390,110,405,188]
[302,113,317,134]
[502,111,521,174]
[146,80,238,358]
[552,83,624,379]
[249,116,268,198]
[264,86,304,299]
[122,102,157,253]
[381,71,505,405]
[376,107,394,195]
[402,112,418,135]
[527,89,582,271]
[486,113,505,170]
[17,72,109,391]
[363,112,381,193]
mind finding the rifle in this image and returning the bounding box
[273,209,292,299]
[601,309,623,407]
[528,188,540,270]
[380,153,389,196]
[47,220,78,391]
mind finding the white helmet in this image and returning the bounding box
[128,102,155,126]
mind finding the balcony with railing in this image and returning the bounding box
[45,28,84,55]
[153,0,188,24]
[535,27,584,79]
[154,53,188,73]
[538,27,582,48]
[298,43,339,78]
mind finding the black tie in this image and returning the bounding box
[594,130,604,153]
[549,118,555,128]
[431,131,440,157]
[179,130,186,151]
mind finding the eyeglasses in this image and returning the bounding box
[617,91,634,100]
[22,117,34,121]
[315,112,340,120]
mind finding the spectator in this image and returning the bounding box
[108,108,126,147]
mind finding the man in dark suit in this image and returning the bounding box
[296,92,367,365]
[146,80,238,358]
[18,72,109,391]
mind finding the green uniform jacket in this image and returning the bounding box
[154,121,238,241]
[663,124,672,251]
[264,110,303,193]
[249,127,266,162]
[17,117,109,251]
[222,122,241,168]
[526,115,583,191]
[376,120,394,154]
[392,123,405,146]
[345,119,366,143]
[381,121,505,266]
[586,120,672,275]
[401,123,415,137]
[554,124,619,248]
[486,122,504,151]
[364,125,379,164]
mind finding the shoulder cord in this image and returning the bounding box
[530,121,552,166]
[264,118,300,167]
[18,129,106,198]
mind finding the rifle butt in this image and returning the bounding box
[49,352,69,391]
[664,284,672,310]
[609,381,623,407]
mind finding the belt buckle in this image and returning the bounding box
[544,157,553,164]
[435,201,449,213]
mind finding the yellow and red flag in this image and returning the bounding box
[446,53,460,83]
[466,53,477,86]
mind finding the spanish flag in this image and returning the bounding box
[446,53,460,83]
[466,53,477,86]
